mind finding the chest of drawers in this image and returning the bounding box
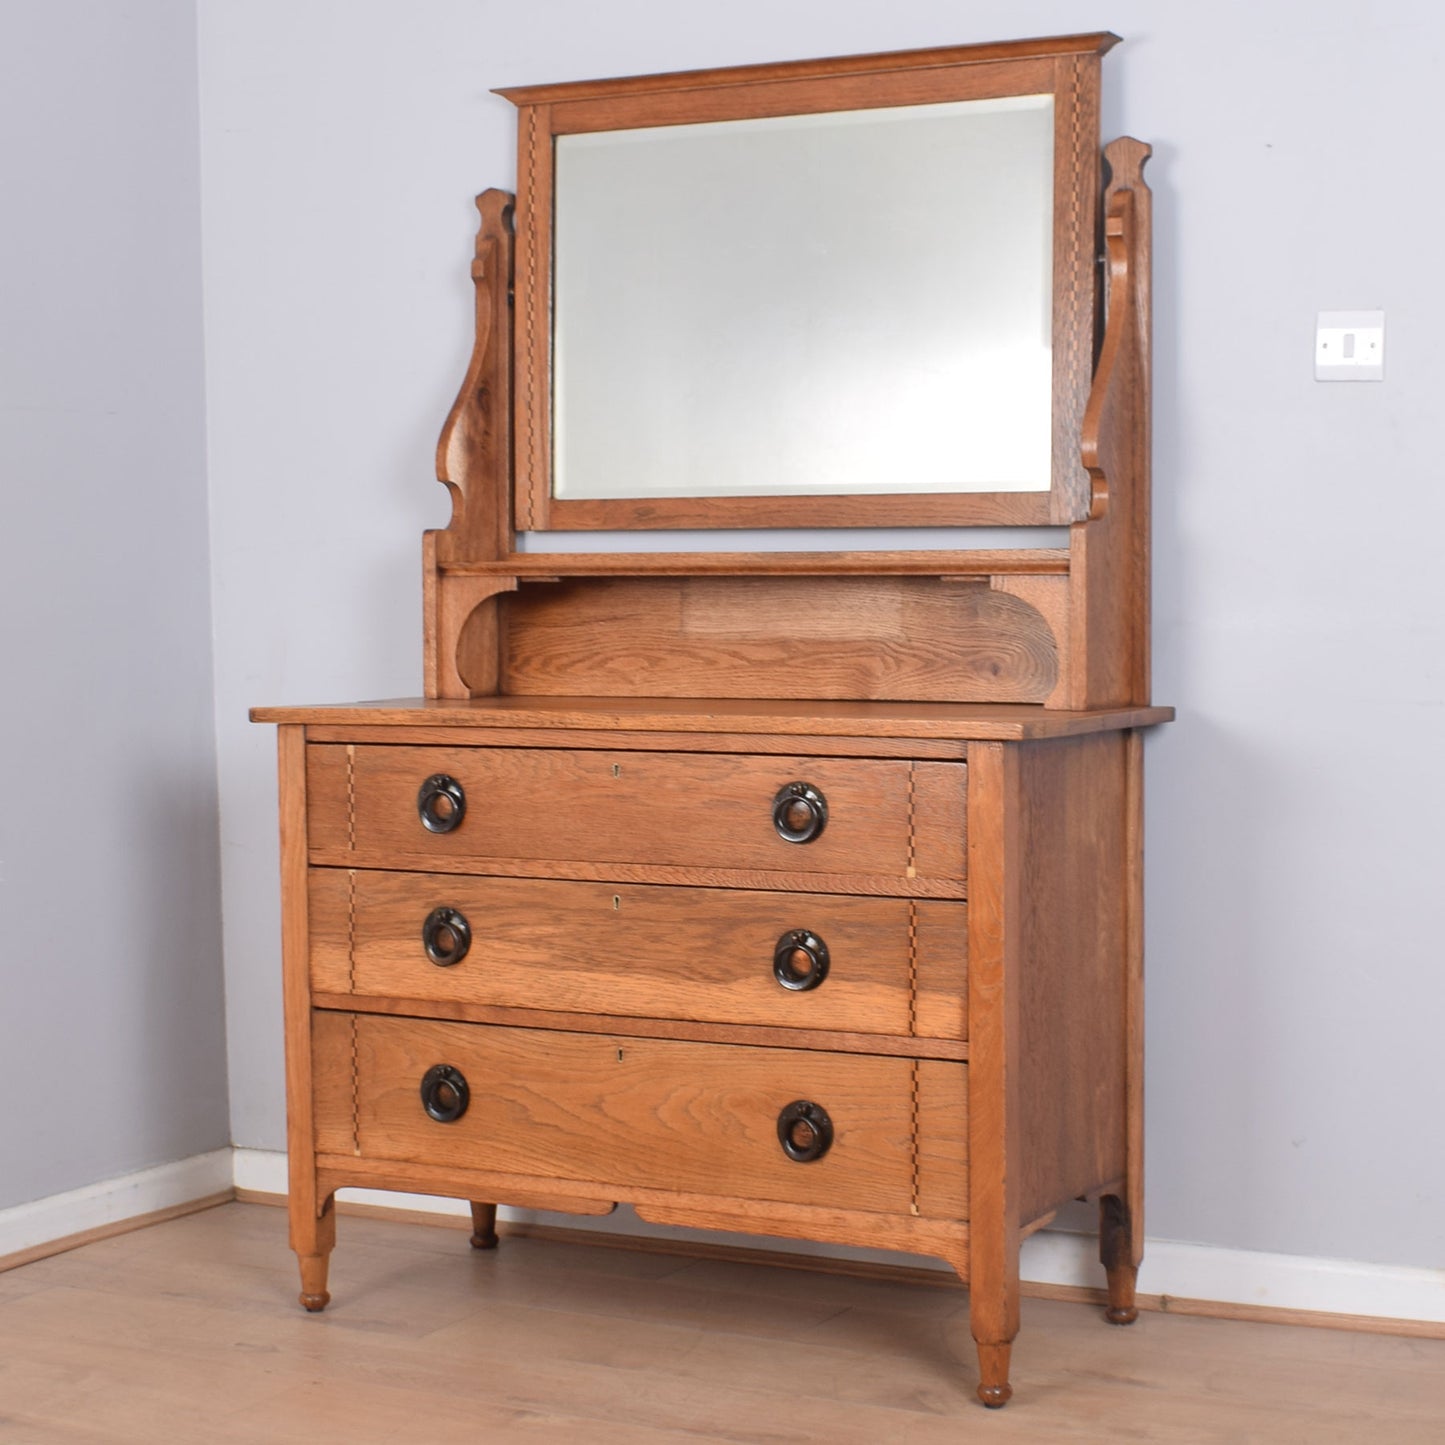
[253,701,1168,1407]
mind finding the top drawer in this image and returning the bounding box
[307,745,964,885]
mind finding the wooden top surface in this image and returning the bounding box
[250,696,1173,740]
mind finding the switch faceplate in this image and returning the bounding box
[1316,310,1384,381]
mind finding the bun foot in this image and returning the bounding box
[297,1252,331,1313]
[1105,1303,1139,1325]
[469,1202,499,1250]
[976,1381,1013,1409]
[975,1341,1013,1408]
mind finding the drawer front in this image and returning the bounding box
[307,744,965,882]
[315,1014,967,1216]
[309,869,966,1039]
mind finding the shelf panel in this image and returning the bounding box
[441,549,1071,579]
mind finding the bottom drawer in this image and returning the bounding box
[312,1012,967,1218]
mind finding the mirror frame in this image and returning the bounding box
[498,32,1118,533]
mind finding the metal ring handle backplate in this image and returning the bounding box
[420,1064,470,1123]
[422,907,471,966]
[772,781,828,844]
[773,929,830,991]
[417,774,466,833]
[777,1100,834,1162]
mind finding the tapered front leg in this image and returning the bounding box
[292,1191,336,1312]
[966,741,1022,1408]
[469,1201,500,1250]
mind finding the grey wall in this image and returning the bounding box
[202,0,1445,1271]
[0,1,229,1206]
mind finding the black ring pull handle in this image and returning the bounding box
[420,1064,470,1123]
[417,774,466,833]
[772,782,828,844]
[422,907,471,967]
[777,1100,833,1162]
[773,930,830,991]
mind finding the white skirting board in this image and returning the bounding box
[0,1150,234,1261]
[231,1148,1445,1326]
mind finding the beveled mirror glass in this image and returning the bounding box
[501,36,1113,530]
[552,95,1054,502]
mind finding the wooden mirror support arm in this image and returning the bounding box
[427,188,518,698]
[1069,136,1153,709]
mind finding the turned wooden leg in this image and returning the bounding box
[291,1192,336,1313]
[468,1201,499,1250]
[1100,1193,1139,1325]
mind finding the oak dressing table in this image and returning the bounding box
[253,30,1171,1407]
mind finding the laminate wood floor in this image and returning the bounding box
[0,1202,1441,1442]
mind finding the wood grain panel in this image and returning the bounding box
[1070,138,1153,707]
[311,1010,355,1158]
[1047,51,1104,523]
[915,1058,969,1219]
[305,742,351,852]
[305,724,969,760]
[631,1198,969,1275]
[536,491,1055,531]
[1014,732,1128,1222]
[308,852,965,899]
[910,761,967,879]
[444,548,1070,577]
[252,696,1175,741]
[311,870,967,1037]
[314,993,967,1060]
[307,867,351,993]
[350,1016,916,1214]
[912,899,968,1041]
[501,577,1058,704]
[314,743,948,881]
[497,37,1117,107]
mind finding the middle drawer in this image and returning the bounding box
[310,869,966,1040]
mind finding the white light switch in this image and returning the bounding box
[1316,310,1384,381]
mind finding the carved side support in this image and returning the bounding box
[1069,138,1152,709]
[423,533,518,699]
[989,574,1070,708]
[426,190,516,699]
